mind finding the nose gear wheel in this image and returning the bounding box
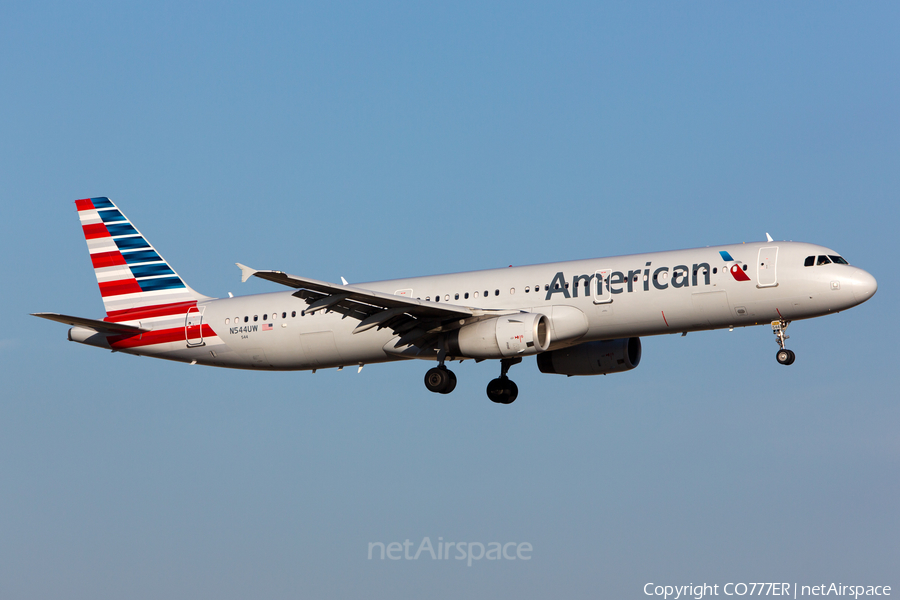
[771,319,795,365]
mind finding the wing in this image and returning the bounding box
[32,312,148,335]
[236,264,508,351]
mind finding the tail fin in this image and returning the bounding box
[75,197,210,317]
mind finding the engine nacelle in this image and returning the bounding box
[536,337,641,376]
[448,313,551,359]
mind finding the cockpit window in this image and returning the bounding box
[804,256,815,267]
[816,255,832,266]
[829,255,849,265]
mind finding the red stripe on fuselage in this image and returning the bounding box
[90,250,127,269]
[104,300,198,322]
[75,198,95,211]
[109,324,217,349]
[83,223,110,239]
[99,279,143,297]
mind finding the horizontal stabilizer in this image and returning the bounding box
[31,312,148,335]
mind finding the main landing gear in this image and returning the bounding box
[486,357,521,405]
[424,364,457,394]
[422,356,521,404]
[772,319,796,365]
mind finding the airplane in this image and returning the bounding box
[34,197,877,404]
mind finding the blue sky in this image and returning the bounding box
[1,2,898,598]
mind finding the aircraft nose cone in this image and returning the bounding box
[850,268,877,303]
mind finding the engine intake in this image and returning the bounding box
[448,313,551,359]
[536,337,641,376]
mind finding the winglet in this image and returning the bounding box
[766,232,774,242]
[236,263,257,283]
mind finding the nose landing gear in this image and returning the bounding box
[487,357,521,404]
[772,319,796,365]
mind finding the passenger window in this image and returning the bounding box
[263,314,267,320]
[817,255,832,266]
[510,288,515,295]
[544,284,549,291]
[474,291,479,298]
[712,268,717,274]
[804,256,815,267]
[742,264,747,271]
[445,294,450,301]
[435,296,440,302]
[495,289,499,296]
[244,316,248,323]
[484,290,488,297]
[455,293,459,300]
[465,292,469,299]
[225,318,230,324]
[234,316,239,323]
[426,296,431,301]
[282,312,286,319]
[291,311,296,317]
[525,286,530,293]
[829,255,849,265]
[253,315,258,322]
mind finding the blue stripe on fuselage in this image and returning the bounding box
[129,263,175,278]
[121,249,162,264]
[105,223,139,237]
[137,277,185,292]
[91,197,115,209]
[115,237,152,251]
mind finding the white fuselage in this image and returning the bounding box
[76,240,875,371]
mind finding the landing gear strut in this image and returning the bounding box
[771,319,796,365]
[487,357,521,404]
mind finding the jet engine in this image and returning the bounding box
[536,337,641,376]
[447,313,551,359]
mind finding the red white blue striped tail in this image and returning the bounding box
[75,197,209,317]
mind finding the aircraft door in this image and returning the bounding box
[757,246,778,288]
[593,269,612,304]
[185,306,205,347]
